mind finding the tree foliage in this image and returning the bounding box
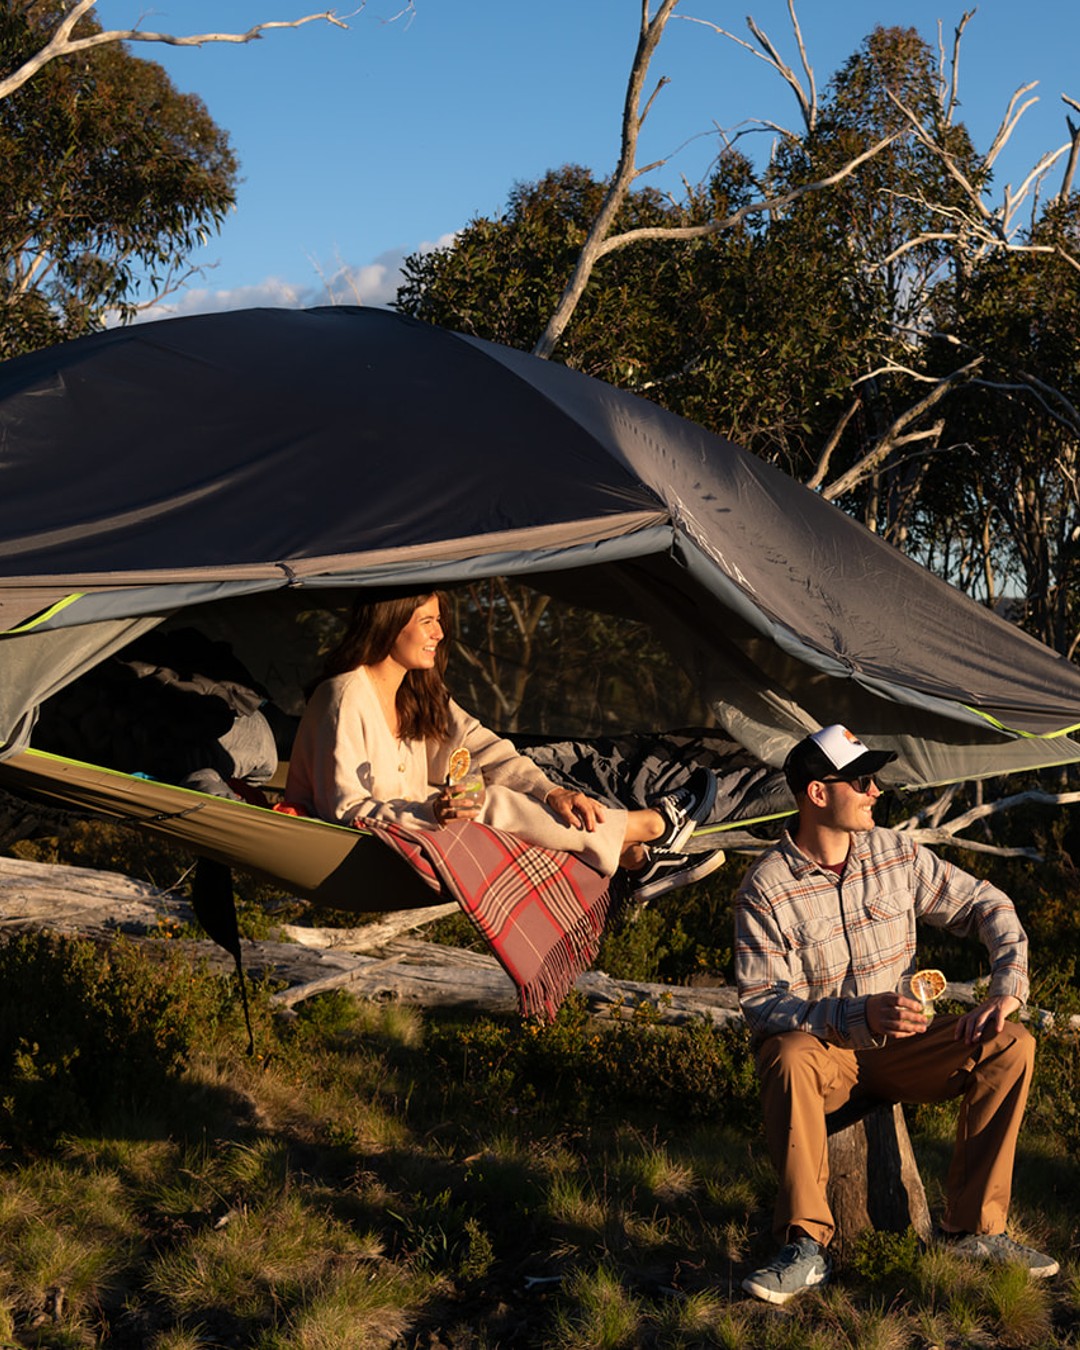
[769,26,982,541]
[0,2,237,357]
[398,159,871,479]
[923,202,1080,651]
[399,21,1080,661]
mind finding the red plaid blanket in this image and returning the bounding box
[364,818,613,1021]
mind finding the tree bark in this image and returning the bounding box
[826,1100,932,1261]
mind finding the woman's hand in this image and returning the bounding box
[432,784,482,828]
[545,787,605,832]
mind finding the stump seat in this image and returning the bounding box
[825,1098,931,1260]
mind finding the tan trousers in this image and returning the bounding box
[755,1015,1035,1247]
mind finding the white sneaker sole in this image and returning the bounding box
[634,847,726,902]
[938,1234,1060,1278]
[741,1266,828,1305]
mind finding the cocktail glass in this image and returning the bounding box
[899,974,935,1020]
[450,772,486,810]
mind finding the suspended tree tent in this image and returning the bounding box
[2,306,1080,906]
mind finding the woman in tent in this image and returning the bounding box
[285,591,724,900]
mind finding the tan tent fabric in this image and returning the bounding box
[0,750,438,912]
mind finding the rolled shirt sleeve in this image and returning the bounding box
[907,841,1029,1004]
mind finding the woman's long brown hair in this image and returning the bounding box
[319,591,452,742]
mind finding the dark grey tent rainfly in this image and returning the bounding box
[2,304,1080,809]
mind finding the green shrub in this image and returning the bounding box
[600,1014,759,1126]
[427,993,759,1128]
[595,904,694,982]
[847,1226,922,1288]
[0,932,235,1146]
[597,859,745,984]
[1020,961,1080,1155]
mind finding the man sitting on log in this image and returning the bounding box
[734,723,1058,1305]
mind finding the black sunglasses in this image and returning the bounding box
[821,774,878,794]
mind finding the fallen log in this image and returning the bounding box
[278,908,459,950]
[0,853,191,938]
[0,856,1070,1030]
[0,856,743,1022]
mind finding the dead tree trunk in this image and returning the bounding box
[826,1100,931,1262]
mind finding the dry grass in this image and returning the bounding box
[547,1262,644,1350]
[0,973,1078,1348]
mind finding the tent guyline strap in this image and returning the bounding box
[191,857,255,1056]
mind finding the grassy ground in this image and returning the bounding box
[0,936,1078,1350]
[4,819,1080,1347]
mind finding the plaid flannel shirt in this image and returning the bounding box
[735,826,1029,1049]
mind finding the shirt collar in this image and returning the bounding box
[778,825,872,877]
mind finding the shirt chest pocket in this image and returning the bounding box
[787,917,838,948]
[861,891,913,963]
[784,915,843,987]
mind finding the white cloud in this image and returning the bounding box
[125,232,459,324]
[310,233,458,308]
[142,275,314,320]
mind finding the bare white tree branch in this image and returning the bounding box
[0,2,364,102]
[531,2,901,360]
[805,399,859,491]
[679,0,817,134]
[893,788,1080,861]
[885,82,1076,266]
[533,130,896,359]
[1004,144,1071,228]
[985,82,1041,174]
[531,0,680,360]
[968,368,1080,439]
[746,3,816,135]
[939,10,975,128]
[1060,95,1080,199]
[821,357,983,502]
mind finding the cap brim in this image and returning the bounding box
[834,748,896,779]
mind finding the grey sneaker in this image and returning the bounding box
[944,1231,1059,1278]
[742,1236,830,1305]
[632,846,726,902]
[651,768,718,854]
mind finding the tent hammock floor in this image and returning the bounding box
[0,749,440,913]
[0,749,792,917]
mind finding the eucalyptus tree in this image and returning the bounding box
[0,1,350,103]
[398,157,872,476]
[919,202,1080,655]
[0,4,239,356]
[0,0,369,357]
[766,24,983,543]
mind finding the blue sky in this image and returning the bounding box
[92,1,1080,318]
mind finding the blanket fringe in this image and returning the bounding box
[519,886,613,1021]
[366,819,624,1022]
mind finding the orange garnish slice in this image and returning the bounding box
[447,747,471,784]
[911,968,947,1003]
